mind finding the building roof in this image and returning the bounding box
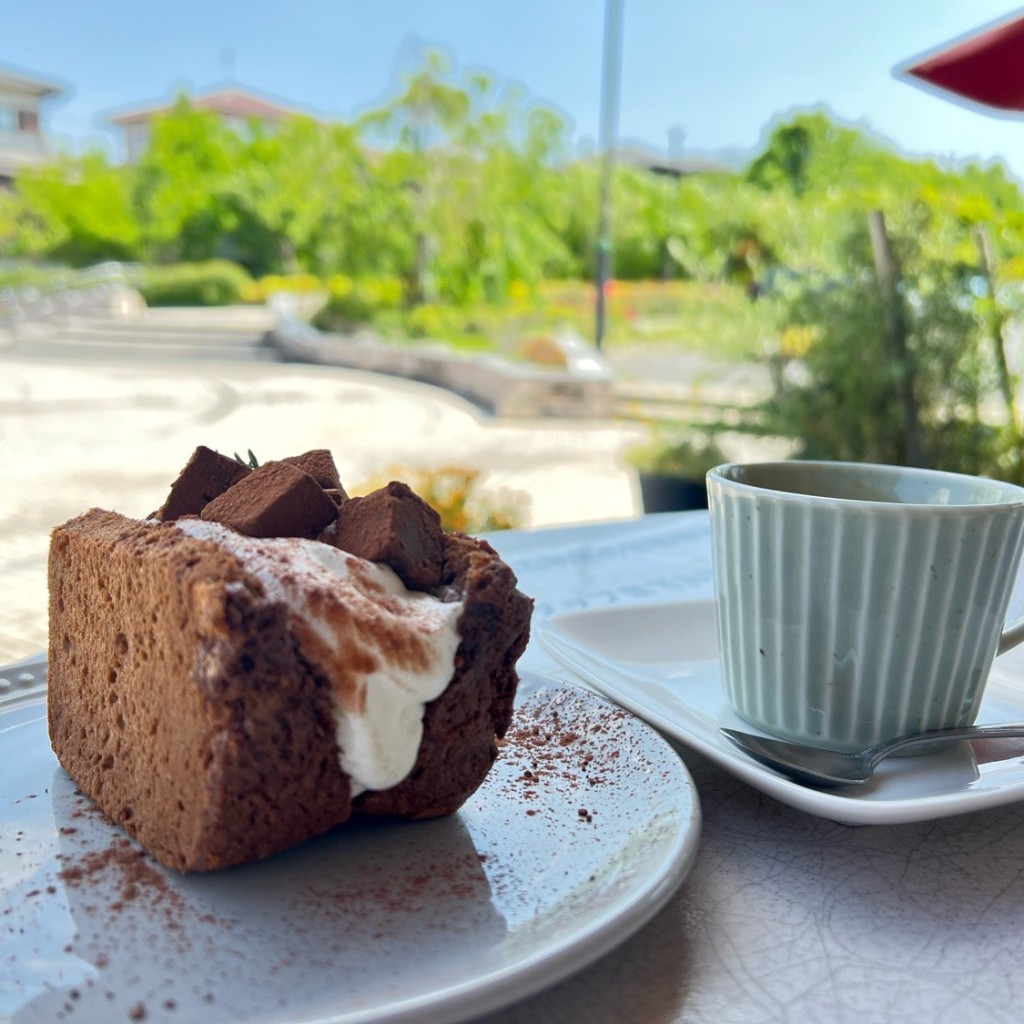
[108,87,310,125]
[0,66,63,98]
[615,145,728,177]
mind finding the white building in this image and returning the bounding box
[109,87,311,164]
[0,65,63,187]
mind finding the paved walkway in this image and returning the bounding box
[0,354,647,664]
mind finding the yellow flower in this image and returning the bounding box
[329,274,354,297]
[779,325,818,358]
[507,279,530,302]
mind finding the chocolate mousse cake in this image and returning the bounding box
[47,447,533,872]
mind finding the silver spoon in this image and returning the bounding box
[720,723,1024,787]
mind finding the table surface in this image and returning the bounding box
[475,511,1024,1024]
[6,512,1022,1024]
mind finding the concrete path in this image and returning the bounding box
[0,353,646,664]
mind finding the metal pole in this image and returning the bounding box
[595,0,624,350]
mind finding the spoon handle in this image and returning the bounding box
[866,722,1024,766]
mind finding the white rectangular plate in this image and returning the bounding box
[540,599,1024,825]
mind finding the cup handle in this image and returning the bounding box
[998,616,1024,656]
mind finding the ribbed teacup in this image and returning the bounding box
[707,461,1024,752]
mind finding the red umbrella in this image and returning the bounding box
[898,9,1024,115]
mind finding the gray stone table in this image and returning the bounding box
[4,512,1022,1023]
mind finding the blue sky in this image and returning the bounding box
[7,1,1024,177]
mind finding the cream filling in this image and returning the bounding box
[175,519,463,796]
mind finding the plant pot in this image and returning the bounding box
[638,472,709,514]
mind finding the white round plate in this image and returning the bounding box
[0,668,700,1023]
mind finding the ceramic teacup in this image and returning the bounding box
[706,461,1024,752]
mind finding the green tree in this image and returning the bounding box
[131,98,239,263]
[361,51,575,305]
[11,152,139,264]
[225,117,372,276]
[747,120,813,195]
[765,204,1023,481]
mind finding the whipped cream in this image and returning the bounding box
[175,519,463,796]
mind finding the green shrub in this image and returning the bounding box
[138,260,253,306]
[626,429,728,479]
[401,302,454,339]
[311,274,406,333]
[241,273,325,303]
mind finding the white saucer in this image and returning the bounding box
[540,600,1024,825]
[0,672,700,1023]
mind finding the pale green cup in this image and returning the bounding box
[707,461,1024,752]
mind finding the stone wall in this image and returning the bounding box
[266,315,615,419]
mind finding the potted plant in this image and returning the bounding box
[626,429,728,513]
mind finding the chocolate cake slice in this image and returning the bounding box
[47,449,532,872]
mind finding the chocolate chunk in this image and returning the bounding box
[156,446,250,521]
[283,450,348,498]
[332,481,444,590]
[201,461,339,539]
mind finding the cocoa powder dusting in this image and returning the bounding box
[56,837,192,943]
[303,849,490,922]
[496,695,639,823]
[59,839,167,896]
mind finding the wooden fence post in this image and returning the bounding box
[867,209,925,467]
[975,226,1020,424]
